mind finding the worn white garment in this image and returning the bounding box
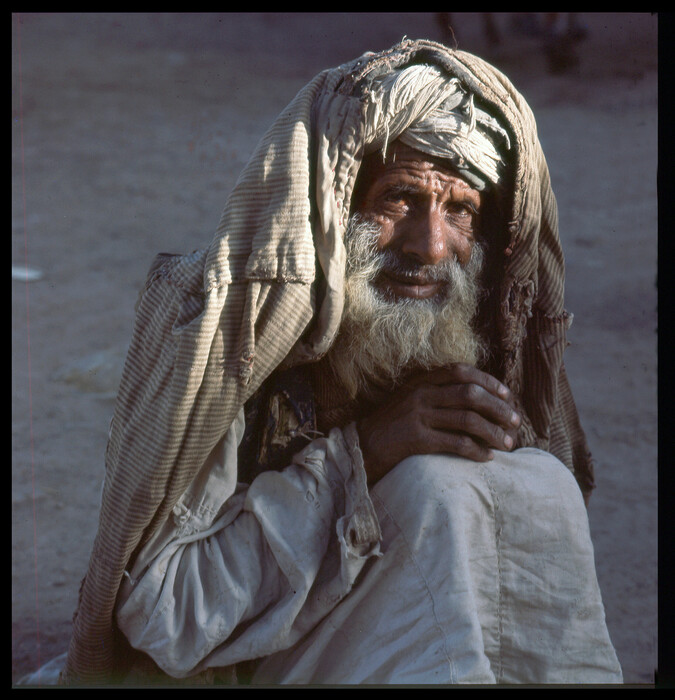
[253,449,622,684]
[115,422,622,685]
[116,415,382,677]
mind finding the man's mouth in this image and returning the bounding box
[376,270,446,300]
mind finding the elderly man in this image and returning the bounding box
[57,39,621,685]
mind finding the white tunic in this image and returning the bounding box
[113,414,622,685]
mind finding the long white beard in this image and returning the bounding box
[328,215,488,399]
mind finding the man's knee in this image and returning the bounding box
[369,452,492,540]
[491,447,588,516]
[374,452,478,502]
[370,448,586,528]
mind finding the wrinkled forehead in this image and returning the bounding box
[352,141,474,211]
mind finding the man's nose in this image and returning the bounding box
[399,208,455,266]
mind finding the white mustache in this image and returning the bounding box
[377,251,462,286]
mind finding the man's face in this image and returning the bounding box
[330,142,488,397]
[352,142,482,302]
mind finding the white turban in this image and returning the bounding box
[362,64,511,190]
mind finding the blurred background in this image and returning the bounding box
[12,13,658,685]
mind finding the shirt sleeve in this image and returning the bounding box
[115,420,381,679]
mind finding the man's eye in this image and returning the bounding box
[384,192,409,207]
[446,202,477,221]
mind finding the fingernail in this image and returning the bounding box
[504,435,513,449]
[510,412,520,426]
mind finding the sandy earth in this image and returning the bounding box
[11,13,659,686]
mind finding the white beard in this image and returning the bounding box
[327,215,488,399]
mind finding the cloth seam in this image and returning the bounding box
[478,464,504,682]
[370,491,457,684]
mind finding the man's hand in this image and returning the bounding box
[356,364,522,486]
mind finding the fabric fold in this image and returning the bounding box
[115,424,381,678]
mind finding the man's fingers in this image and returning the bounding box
[408,363,512,402]
[426,382,521,430]
[430,408,516,451]
[433,430,495,462]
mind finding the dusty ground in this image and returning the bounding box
[11,13,658,686]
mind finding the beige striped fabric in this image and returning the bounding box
[60,39,594,684]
